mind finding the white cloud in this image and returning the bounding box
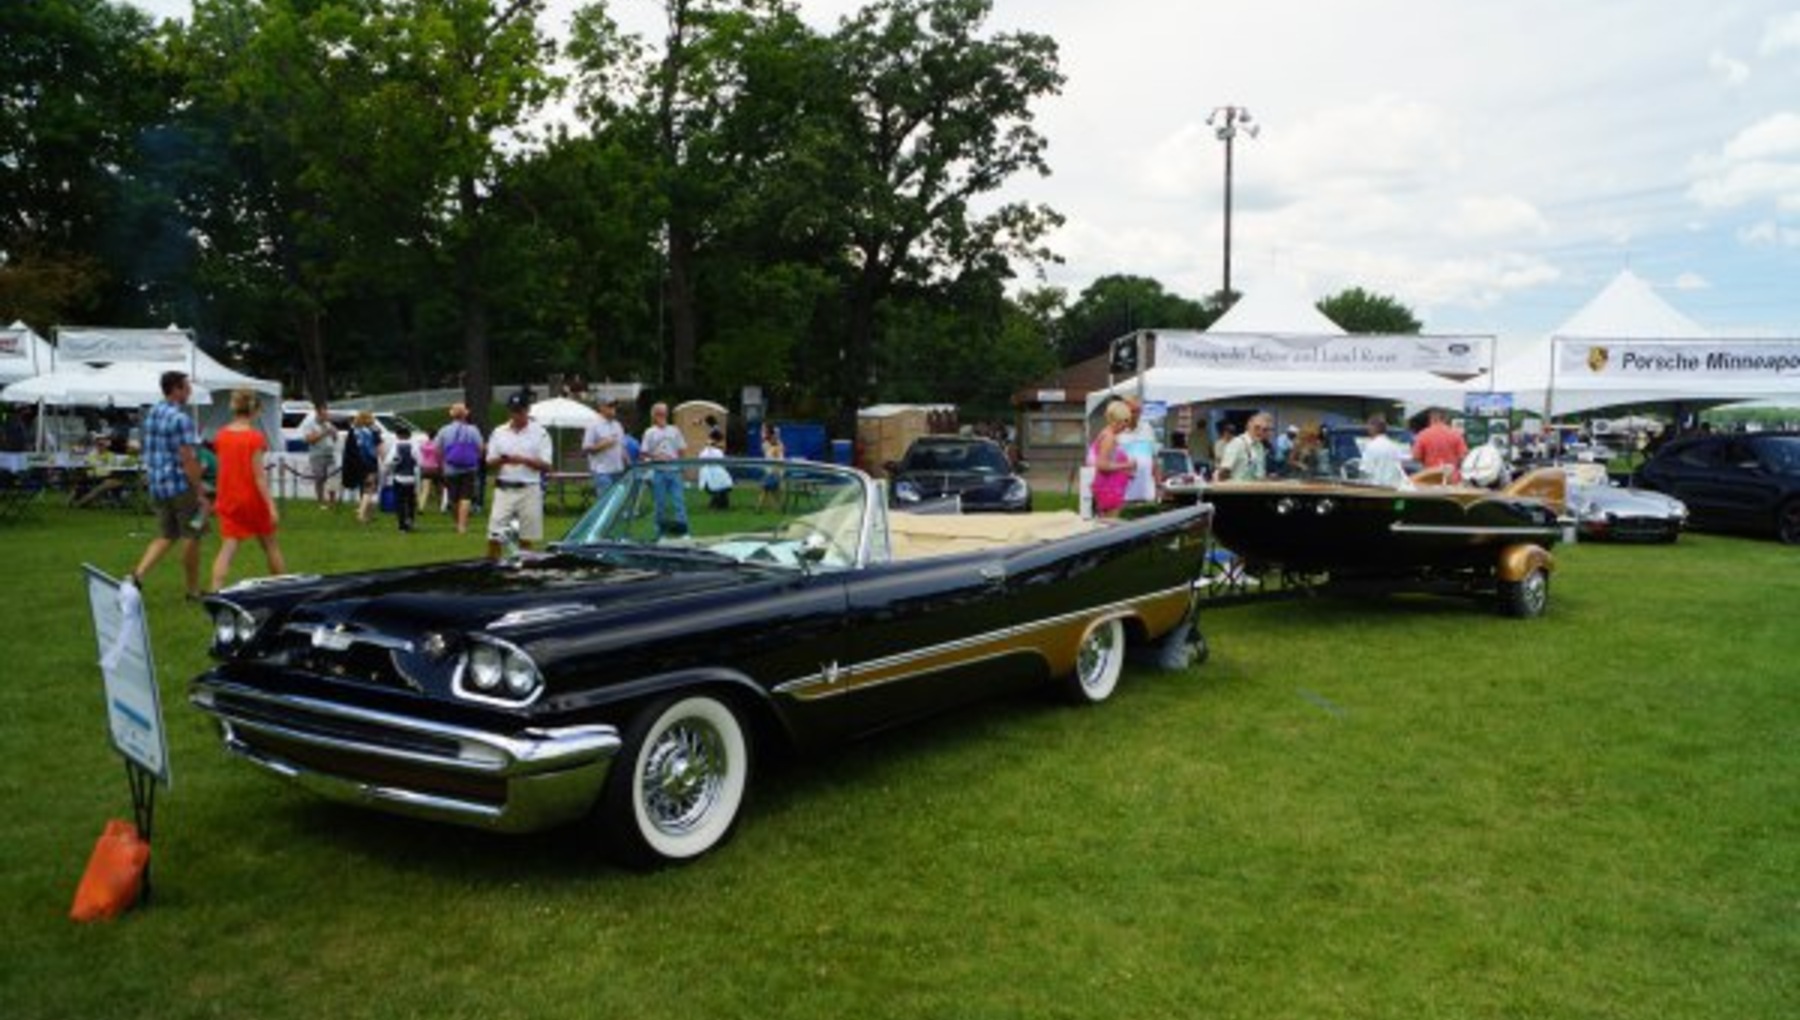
[1689,113,1800,211]
[1709,49,1751,87]
[1758,11,1800,54]
[1739,220,1800,247]
[1674,272,1710,290]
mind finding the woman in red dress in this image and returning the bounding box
[210,389,288,591]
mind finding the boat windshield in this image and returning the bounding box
[558,458,871,571]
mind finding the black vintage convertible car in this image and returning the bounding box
[190,459,1212,866]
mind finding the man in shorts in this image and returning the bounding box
[485,391,553,560]
[299,400,339,508]
[129,371,210,598]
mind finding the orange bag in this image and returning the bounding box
[69,819,151,922]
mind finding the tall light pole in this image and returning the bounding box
[1208,105,1258,300]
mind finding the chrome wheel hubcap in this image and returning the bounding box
[641,720,726,836]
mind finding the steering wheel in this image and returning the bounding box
[779,520,854,567]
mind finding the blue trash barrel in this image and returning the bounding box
[830,439,853,465]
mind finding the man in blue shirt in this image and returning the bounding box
[129,371,210,598]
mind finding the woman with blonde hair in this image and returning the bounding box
[210,389,287,590]
[344,408,382,522]
[1089,400,1135,518]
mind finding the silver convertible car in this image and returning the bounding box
[1564,463,1687,543]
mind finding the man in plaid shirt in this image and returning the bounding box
[129,371,211,598]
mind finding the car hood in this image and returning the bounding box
[894,470,1016,497]
[275,551,772,636]
[1571,484,1686,516]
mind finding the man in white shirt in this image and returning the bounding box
[641,402,688,535]
[1358,415,1409,488]
[485,391,554,560]
[581,397,626,501]
[1218,413,1272,481]
[298,401,339,508]
[1120,398,1159,504]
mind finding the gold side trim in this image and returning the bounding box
[776,585,1193,701]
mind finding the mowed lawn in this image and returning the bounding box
[2,493,1796,1020]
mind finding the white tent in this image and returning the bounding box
[0,323,54,385]
[42,325,282,440]
[1087,273,1492,416]
[1491,270,1800,416]
[529,396,601,429]
[3,362,213,406]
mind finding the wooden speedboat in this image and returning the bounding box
[1192,468,1568,616]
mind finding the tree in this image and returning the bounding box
[173,0,559,409]
[1317,287,1422,334]
[826,0,1063,428]
[569,0,837,389]
[0,0,176,327]
[1056,275,1217,364]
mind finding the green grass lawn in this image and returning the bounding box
[2,493,1796,1020]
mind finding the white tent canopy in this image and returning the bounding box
[529,396,601,429]
[0,325,282,444]
[1089,329,1492,414]
[3,362,214,406]
[1490,270,1800,416]
[0,322,54,385]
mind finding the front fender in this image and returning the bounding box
[544,666,793,747]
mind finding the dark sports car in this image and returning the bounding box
[887,436,1030,512]
[1636,431,1800,544]
[190,459,1211,866]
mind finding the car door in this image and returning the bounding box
[790,548,1033,740]
[1682,437,1769,528]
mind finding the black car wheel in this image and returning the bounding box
[601,693,750,867]
[1498,567,1550,619]
[1063,617,1125,704]
[1778,500,1800,545]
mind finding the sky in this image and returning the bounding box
[127,0,1800,339]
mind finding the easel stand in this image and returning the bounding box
[125,759,158,903]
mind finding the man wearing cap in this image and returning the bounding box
[485,392,553,560]
[580,397,626,501]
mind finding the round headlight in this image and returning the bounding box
[895,480,921,503]
[213,608,237,646]
[503,652,539,697]
[468,644,504,690]
[233,611,258,643]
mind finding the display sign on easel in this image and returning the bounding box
[82,565,170,900]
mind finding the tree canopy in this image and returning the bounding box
[2,0,1423,423]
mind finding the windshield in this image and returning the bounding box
[558,458,872,571]
[901,441,1011,475]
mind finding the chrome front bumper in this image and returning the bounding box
[190,678,621,833]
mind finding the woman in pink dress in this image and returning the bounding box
[210,390,288,591]
[1090,400,1135,518]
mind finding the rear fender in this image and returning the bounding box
[1497,543,1554,582]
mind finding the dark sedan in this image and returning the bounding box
[1637,431,1800,543]
[887,435,1030,512]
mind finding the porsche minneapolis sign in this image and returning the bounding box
[1557,339,1800,379]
